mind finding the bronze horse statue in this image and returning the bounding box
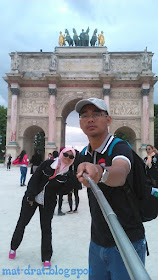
[72,28,80,46]
[90,28,97,46]
[65,29,73,46]
[85,27,90,46]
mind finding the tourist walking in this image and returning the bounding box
[12,150,29,186]
[7,154,12,170]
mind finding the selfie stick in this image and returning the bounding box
[83,172,151,280]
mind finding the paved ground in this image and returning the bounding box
[0,164,158,280]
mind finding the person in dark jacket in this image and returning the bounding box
[9,147,76,269]
[30,149,43,174]
[144,144,158,188]
[7,154,12,170]
[67,150,82,214]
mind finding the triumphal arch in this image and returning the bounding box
[3,42,158,159]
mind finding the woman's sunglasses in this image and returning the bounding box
[63,152,74,159]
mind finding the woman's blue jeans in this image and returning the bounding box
[20,166,27,185]
[89,239,146,280]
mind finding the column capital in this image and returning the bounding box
[103,84,111,96]
[10,87,20,95]
[141,88,150,96]
[48,84,57,96]
[103,88,111,96]
[141,83,150,96]
[48,88,57,95]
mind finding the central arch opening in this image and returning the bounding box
[23,125,45,159]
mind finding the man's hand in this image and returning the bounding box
[77,162,103,187]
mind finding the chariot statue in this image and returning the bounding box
[98,31,105,46]
[72,28,80,46]
[90,29,98,46]
[58,31,65,46]
[65,29,73,46]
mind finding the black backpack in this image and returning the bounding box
[108,138,158,223]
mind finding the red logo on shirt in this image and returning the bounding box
[97,158,106,167]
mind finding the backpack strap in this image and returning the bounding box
[108,138,123,156]
[81,146,88,155]
[108,138,132,156]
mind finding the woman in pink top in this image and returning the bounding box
[13,150,29,186]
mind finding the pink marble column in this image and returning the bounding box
[48,86,57,145]
[103,84,111,132]
[141,85,150,144]
[103,84,111,113]
[10,87,20,143]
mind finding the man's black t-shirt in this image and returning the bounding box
[78,134,145,248]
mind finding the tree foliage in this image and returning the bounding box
[0,106,7,158]
[34,131,45,160]
[114,132,129,142]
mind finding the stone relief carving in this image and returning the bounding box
[56,91,98,109]
[18,119,48,136]
[112,119,141,138]
[110,101,140,116]
[50,54,57,73]
[21,100,49,115]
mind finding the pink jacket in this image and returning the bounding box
[12,154,29,166]
[20,154,29,166]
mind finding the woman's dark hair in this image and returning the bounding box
[53,150,59,158]
[18,150,26,162]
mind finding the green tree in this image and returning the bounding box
[0,106,7,159]
[34,131,45,160]
[114,132,129,142]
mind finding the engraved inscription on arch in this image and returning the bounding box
[111,90,140,99]
[23,91,48,98]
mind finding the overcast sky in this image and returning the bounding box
[0,0,158,150]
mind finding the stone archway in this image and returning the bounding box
[23,125,45,159]
[3,47,158,159]
[59,98,81,148]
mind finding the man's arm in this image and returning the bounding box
[77,158,130,188]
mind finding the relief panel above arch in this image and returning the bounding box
[56,88,102,115]
[110,99,141,116]
[20,100,49,116]
[110,119,141,139]
[18,118,48,137]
